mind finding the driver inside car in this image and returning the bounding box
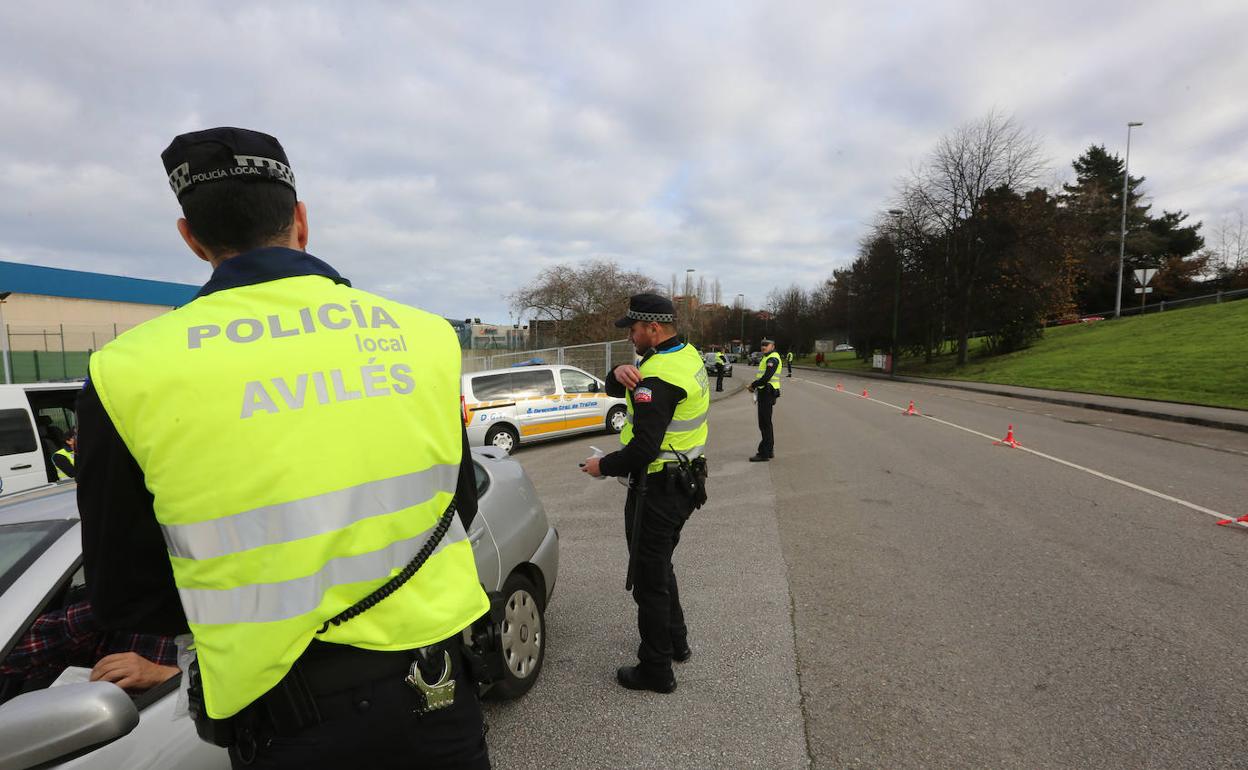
[0,599,178,703]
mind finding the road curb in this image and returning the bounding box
[711,378,746,403]
[794,365,1248,434]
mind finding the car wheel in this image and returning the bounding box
[485,424,519,455]
[606,405,627,433]
[489,572,545,700]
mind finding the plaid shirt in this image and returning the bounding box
[0,601,178,682]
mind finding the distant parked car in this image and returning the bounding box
[702,352,733,378]
[1079,315,1105,323]
[0,448,558,769]
[748,351,763,365]
[462,365,628,455]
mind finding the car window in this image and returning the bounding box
[470,373,514,401]
[510,370,556,398]
[472,460,490,497]
[0,409,37,456]
[559,369,597,394]
[0,520,72,595]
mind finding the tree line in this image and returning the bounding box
[509,112,1247,362]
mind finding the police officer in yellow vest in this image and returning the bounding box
[581,294,708,694]
[784,349,794,377]
[714,350,726,392]
[76,128,491,769]
[747,339,782,462]
[52,429,76,480]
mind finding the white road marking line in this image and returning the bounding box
[796,377,1244,527]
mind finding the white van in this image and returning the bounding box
[0,382,83,496]
[463,365,628,455]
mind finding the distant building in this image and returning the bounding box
[445,317,528,350]
[0,260,200,382]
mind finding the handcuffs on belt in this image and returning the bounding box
[406,648,456,714]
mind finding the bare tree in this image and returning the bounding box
[508,259,659,345]
[909,111,1046,364]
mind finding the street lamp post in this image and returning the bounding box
[736,293,745,351]
[0,292,10,385]
[684,268,696,343]
[887,209,904,377]
[1115,121,1143,319]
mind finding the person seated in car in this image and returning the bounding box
[0,599,178,700]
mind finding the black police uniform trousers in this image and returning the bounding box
[624,473,694,676]
[756,386,777,458]
[715,364,724,392]
[228,642,490,770]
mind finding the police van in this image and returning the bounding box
[462,365,628,455]
[0,382,82,496]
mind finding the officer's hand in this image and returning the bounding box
[581,456,603,477]
[90,652,179,692]
[747,383,755,392]
[615,365,642,389]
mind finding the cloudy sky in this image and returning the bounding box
[2,1,1245,322]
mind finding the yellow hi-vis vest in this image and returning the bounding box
[620,342,710,474]
[758,352,782,391]
[89,274,489,719]
[53,448,74,480]
[714,352,726,366]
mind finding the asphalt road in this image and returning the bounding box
[485,371,1248,768]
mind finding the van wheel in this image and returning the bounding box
[485,424,519,455]
[606,405,627,433]
[487,572,545,700]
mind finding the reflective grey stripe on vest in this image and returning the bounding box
[177,515,468,625]
[624,412,707,431]
[656,445,705,461]
[162,464,459,560]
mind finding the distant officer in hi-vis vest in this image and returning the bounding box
[77,128,491,769]
[747,339,782,461]
[580,293,709,695]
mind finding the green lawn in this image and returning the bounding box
[806,300,1248,410]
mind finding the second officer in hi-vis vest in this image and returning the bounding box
[581,293,709,694]
[77,128,491,769]
[747,339,782,461]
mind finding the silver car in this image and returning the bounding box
[0,447,557,769]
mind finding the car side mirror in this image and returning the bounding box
[588,381,599,393]
[0,681,139,768]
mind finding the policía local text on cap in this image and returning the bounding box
[161,127,297,201]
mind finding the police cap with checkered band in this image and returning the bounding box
[161,127,297,202]
[614,293,677,328]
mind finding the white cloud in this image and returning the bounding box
[1,0,1245,321]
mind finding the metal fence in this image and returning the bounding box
[1046,286,1248,326]
[462,339,636,379]
[1,323,130,383]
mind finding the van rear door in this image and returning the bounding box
[0,389,46,495]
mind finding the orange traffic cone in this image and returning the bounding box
[1216,514,1248,527]
[993,424,1021,448]
[905,400,919,416]
[860,388,869,398]
[836,383,844,392]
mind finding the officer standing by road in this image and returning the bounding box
[52,428,76,480]
[76,128,492,769]
[747,339,781,462]
[714,350,726,392]
[784,349,794,377]
[581,293,709,694]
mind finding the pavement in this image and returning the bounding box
[482,370,1248,768]
[795,364,1248,433]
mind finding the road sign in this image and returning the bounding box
[1133,268,1158,286]
[1134,287,1154,294]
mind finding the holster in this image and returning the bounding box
[460,594,507,687]
[668,452,709,509]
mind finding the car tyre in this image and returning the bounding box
[606,405,627,433]
[484,424,519,455]
[488,572,545,700]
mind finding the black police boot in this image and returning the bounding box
[748,454,770,462]
[616,665,676,694]
[673,645,692,663]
